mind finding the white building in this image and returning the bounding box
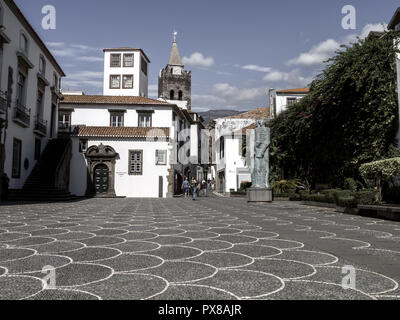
[214,107,271,194]
[60,95,196,198]
[103,48,150,97]
[269,88,309,117]
[0,0,65,192]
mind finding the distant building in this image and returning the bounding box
[0,0,65,194]
[158,37,191,110]
[103,47,150,97]
[214,107,271,194]
[269,88,310,117]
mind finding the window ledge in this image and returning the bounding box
[16,51,34,69]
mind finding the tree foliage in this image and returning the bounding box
[270,31,400,187]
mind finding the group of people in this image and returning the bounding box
[182,177,215,201]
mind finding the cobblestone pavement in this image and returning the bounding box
[1,196,400,300]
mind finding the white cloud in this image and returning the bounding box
[213,83,265,103]
[240,64,272,73]
[263,71,288,82]
[46,42,65,47]
[287,23,387,67]
[287,39,341,66]
[62,70,104,91]
[182,52,215,68]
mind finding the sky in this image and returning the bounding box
[14,0,399,112]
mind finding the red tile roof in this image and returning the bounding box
[72,126,170,138]
[62,95,170,106]
[276,88,310,94]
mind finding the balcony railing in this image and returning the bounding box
[13,102,31,127]
[0,91,7,114]
[34,116,47,136]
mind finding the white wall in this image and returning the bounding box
[275,94,307,115]
[103,50,148,97]
[69,138,170,198]
[0,0,63,189]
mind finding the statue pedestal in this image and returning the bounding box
[247,188,273,203]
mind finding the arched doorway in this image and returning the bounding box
[94,163,109,194]
[85,144,117,197]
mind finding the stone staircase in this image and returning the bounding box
[8,139,77,202]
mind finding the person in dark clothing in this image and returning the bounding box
[1,173,10,201]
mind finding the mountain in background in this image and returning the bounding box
[197,109,248,126]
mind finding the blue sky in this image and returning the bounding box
[15,0,399,111]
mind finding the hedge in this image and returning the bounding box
[336,196,358,208]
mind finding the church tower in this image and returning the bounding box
[158,33,191,110]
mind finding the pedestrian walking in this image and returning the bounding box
[182,177,190,198]
[190,177,198,200]
[201,180,207,197]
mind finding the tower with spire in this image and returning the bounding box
[158,32,191,110]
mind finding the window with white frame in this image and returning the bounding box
[286,97,297,107]
[110,54,121,67]
[58,112,71,130]
[110,112,124,127]
[129,150,143,175]
[122,75,133,89]
[110,75,121,89]
[156,150,167,165]
[123,54,134,67]
[138,113,151,127]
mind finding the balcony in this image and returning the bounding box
[0,91,7,115]
[13,102,31,127]
[34,116,47,136]
[58,122,72,134]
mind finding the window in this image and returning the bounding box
[12,138,22,178]
[79,139,88,153]
[110,75,121,89]
[141,57,148,76]
[170,90,174,100]
[220,137,225,159]
[110,112,124,127]
[16,72,26,106]
[122,75,133,89]
[34,138,41,161]
[58,112,71,130]
[123,54,134,67]
[287,97,297,107]
[241,135,247,157]
[138,113,151,127]
[39,56,46,75]
[110,54,121,67]
[178,91,183,101]
[156,150,167,165]
[129,150,143,175]
[36,91,44,118]
[20,32,28,54]
[53,73,59,90]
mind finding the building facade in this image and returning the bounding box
[0,0,65,193]
[103,48,150,97]
[269,88,309,118]
[60,95,195,198]
[214,107,271,194]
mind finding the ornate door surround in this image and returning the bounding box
[85,143,117,197]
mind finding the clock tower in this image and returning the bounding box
[158,33,191,110]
